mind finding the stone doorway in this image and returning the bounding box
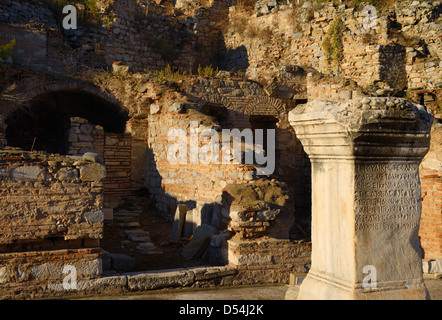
[249,114,278,158]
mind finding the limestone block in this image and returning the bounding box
[11,166,42,180]
[80,123,94,135]
[172,204,190,241]
[79,163,106,182]
[193,224,217,240]
[105,136,119,146]
[168,102,184,113]
[428,260,442,274]
[82,152,100,163]
[182,236,211,260]
[126,269,194,290]
[84,210,104,223]
[183,209,197,239]
[112,62,129,75]
[150,103,161,115]
[55,168,78,181]
[77,134,94,142]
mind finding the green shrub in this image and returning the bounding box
[0,39,16,60]
[323,17,346,74]
[197,65,219,77]
[146,64,187,84]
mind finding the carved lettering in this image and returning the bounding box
[354,162,420,231]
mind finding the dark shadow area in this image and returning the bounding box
[5,89,128,154]
[217,33,250,73]
[379,44,407,95]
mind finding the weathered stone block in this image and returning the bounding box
[182,236,211,260]
[79,163,106,181]
[54,168,78,181]
[105,136,119,146]
[77,133,93,142]
[126,269,194,290]
[82,152,100,163]
[172,204,190,241]
[11,166,42,180]
[84,210,104,223]
[193,224,217,239]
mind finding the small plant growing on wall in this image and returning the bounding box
[146,64,187,85]
[323,17,346,74]
[197,64,219,78]
[0,39,16,61]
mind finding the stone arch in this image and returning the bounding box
[195,93,235,111]
[0,77,125,119]
[1,77,129,154]
[246,96,286,116]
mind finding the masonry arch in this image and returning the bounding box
[4,88,129,154]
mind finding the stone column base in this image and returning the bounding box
[298,269,430,300]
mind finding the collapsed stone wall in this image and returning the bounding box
[142,85,309,280]
[0,0,66,71]
[221,1,441,107]
[0,148,105,297]
[0,0,233,73]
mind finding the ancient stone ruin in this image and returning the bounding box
[290,97,432,299]
[0,0,440,299]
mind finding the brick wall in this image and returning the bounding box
[0,248,101,299]
[147,104,258,217]
[0,150,105,244]
[227,239,311,285]
[420,168,442,260]
[0,149,105,297]
[419,123,442,260]
[103,133,132,209]
[67,117,133,208]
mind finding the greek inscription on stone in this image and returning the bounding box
[354,163,420,231]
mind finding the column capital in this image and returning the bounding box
[289,98,433,160]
